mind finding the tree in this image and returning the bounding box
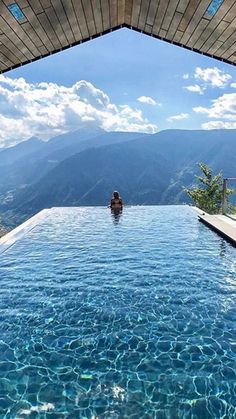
[184,163,233,214]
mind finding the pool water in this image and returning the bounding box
[0,206,235,418]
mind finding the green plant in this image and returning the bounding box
[184,163,233,214]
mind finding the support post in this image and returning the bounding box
[222,178,227,215]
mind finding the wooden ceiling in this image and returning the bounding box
[0,0,236,73]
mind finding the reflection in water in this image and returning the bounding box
[111,208,122,224]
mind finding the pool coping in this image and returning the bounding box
[0,209,51,255]
[193,207,236,247]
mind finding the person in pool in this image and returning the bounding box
[109,191,123,211]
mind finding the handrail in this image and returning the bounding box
[222,179,227,215]
[222,178,236,215]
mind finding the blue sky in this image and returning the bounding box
[1,27,236,147]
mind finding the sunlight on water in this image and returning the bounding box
[0,206,235,418]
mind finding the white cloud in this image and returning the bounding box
[0,75,158,147]
[194,67,231,88]
[184,84,204,94]
[230,83,236,88]
[193,91,236,130]
[137,96,157,106]
[167,113,189,122]
[202,121,236,130]
[183,74,189,80]
[193,93,236,120]
[193,106,209,115]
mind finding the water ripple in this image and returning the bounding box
[0,206,235,418]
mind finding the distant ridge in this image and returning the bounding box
[0,128,236,227]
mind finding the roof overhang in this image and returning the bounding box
[0,0,236,74]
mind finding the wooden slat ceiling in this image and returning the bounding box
[0,0,236,73]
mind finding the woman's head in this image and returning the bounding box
[113,191,120,199]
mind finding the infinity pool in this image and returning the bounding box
[0,206,235,418]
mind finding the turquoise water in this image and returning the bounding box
[0,206,235,418]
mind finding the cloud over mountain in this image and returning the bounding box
[193,93,236,120]
[0,76,157,147]
[202,121,236,130]
[193,91,236,130]
[167,113,189,122]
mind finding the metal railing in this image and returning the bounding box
[222,178,236,216]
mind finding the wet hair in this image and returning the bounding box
[113,191,120,199]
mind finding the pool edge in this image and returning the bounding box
[0,209,51,255]
[193,207,236,247]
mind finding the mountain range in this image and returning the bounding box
[0,128,236,227]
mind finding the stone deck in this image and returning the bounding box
[195,207,236,246]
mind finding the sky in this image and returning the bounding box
[1,27,236,148]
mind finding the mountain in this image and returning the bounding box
[2,128,236,226]
[0,129,146,194]
[11,140,171,212]
[0,137,44,167]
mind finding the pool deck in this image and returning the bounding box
[195,207,236,246]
